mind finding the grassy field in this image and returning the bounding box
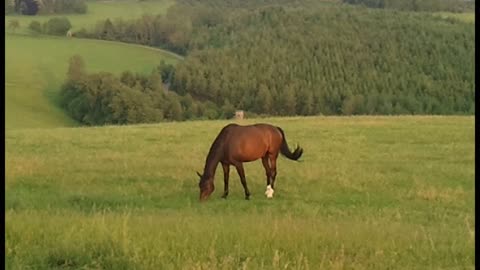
[5,33,181,129]
[5,0,174,33]
[433,11,475,23]
[5,116,475,269]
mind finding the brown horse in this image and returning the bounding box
[197,123,303,201]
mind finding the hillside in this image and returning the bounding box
[169,6,475,116]
[4,0,174,33]
[5,34,180,129]
[5,116,475,269]
[69,2,475,122]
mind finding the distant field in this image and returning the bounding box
[5,0,174,33]
[5,34,180,129]
[5,116,474,269]
[433,12,475,23]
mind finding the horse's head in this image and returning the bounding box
[197,171,214,201]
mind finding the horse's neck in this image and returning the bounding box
[203,145,223,178]
[203,155,221,178]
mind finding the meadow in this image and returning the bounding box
[432,11,475,23]
[5,33,180,129]
[5,116,475,269]
[5,0,175,33]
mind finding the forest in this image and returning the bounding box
[57,1,474,124]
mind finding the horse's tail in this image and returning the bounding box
[277,127,303,161]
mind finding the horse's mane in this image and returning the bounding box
[202,124,238,178]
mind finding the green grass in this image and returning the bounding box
[5,0,174,33]
[5,116,475,269]
[433,12,475,23]
[5,33,181,129]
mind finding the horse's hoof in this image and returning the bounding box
[265,185,274,198]
[245,196,250,200]
[221,195,228,199]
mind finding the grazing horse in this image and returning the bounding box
[197,123,303,201]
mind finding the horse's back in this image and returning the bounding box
[221,123,282,162]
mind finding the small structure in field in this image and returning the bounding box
[66,30,72,38]
[235,110,244,120]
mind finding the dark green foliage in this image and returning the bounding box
[60,56,222,125]
[43,17,72,36]
[15,0,38,15]
[11,0,87,15]
[157,61,175,83]
[166,6,474,116]
[69,2,474,119]
[28,20,42,33]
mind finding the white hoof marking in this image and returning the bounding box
[265,185,274,198]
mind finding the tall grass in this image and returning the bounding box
[5,116,475,269]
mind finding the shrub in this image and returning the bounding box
[29,20,42,33]
[44,17,72,36]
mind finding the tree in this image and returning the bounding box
[256,84,273,114]
[280,84,297,115]
[102,19,116,40]
[8,19,20,33]
[44,17,71,35]
[296,88,313,115]
[67,55,86,82]
[29,20,42,33]
[164,94,183,121]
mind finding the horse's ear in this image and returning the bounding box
[196,171,203,178]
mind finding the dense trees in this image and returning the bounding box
[60,56,236,125]
[61,2,473,124]
[28,17,72,35]
[167,6,474,115]
[9,0,87,15]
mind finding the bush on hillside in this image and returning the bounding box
[43,17,71,35]
[29,20,42,33]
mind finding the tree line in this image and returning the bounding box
[59,56,238,125]
[6,0,87,15]
[60,1,474,123]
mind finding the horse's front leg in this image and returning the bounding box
[234,162,250,200]
[221,162,230,199]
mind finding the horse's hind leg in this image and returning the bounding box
[221,162,230,199]
[234,162,250,200]
[269,153,278,190]
[262,156,274,198]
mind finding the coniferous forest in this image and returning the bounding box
[60,1,474,125]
